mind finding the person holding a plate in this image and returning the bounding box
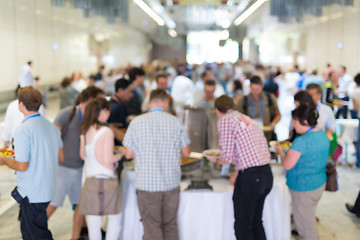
[276,105,329,240]
[0,87,63,239]
[209,95,273,240]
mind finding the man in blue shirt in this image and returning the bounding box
[108,78,133,145]
[0,87,63,240]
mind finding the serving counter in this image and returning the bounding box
[120,165,291,240]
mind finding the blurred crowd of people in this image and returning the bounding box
[2,58,360,240]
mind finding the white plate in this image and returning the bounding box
[202,149,221,159]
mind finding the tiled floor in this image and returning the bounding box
[1,97,360,240]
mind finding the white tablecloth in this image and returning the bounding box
[120,168,291,240]
[336,119,359,143]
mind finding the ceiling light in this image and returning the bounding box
[234,0,268,26]
[168,29,177,38]
[133,0,165,26]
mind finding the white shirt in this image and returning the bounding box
[317,102,335,132]
[171,76,195,105]
[242,79,251,96]
[338,73,353,98]
[18,65,34,87]
[2,100,46,142]
[71,79,88,93]
[350,87,360,118]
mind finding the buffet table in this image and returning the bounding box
[120,166,291,240]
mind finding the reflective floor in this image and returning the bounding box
[0,98,360,240]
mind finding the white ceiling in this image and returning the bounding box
[127,0,253,35]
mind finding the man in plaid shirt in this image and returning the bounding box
[209,95,273,240]
[123,89,190,240]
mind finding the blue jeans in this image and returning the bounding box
[20,197,52,240]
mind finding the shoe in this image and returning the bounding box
[291,230,299,235]
[346,203,356,214]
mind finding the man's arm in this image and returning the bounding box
[58,148,64,163]
[270,110,281,130]
[0,155,29,172]
[109,125,126,143]
[181,145,190,158]
[124,148,134,159]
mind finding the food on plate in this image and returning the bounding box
[205,151,220,157]
[269,140,291,152]
[0,148,14,157]
[114,146,126,152]
[279,141,291,150]
[203,149,221,159]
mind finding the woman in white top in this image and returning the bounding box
[80,97,123,240]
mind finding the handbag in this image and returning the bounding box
[79,177,122,215]
[325,162,338,192]
[325,144,339,192]
[331,144,343,162]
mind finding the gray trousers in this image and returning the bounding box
[137,187,180,240]
[290,184,325,240]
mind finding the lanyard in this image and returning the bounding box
[249,98,263,118]
[22,113,41,123]
[111,96,120,103]
[78,105,83,122]
[149,107,164,112]
[305,127,315,134]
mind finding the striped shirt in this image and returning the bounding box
[123,108,190,192]
[218,110,270,170]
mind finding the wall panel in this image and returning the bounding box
[0,0,150,92]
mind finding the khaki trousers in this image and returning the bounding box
[290,184,325,240]
[137,187,180,240]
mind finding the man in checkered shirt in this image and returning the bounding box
[123,89,190,240]
[209,95,273,240]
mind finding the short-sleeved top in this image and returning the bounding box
[236,92,279,126]
[317,103,336,132]
[124,89,142,116]
[123,109,190,192]
[287,130,329,192]
[350,87,360,118]
[108,95,128,128]
[54,106,83,169]
[218,110,271,170]
[14,114,63,203]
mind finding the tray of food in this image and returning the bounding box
[269,140,291,152]
[181,157,202,172]
[0,148,14,158]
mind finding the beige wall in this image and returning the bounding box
[0,0,150,92]
[244,2,360,76]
